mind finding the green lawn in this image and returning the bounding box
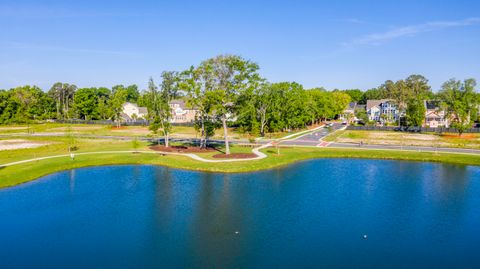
[0,123,315,141]
[327,130,480,149]
[0,136,145,164]
[2,144,480,189]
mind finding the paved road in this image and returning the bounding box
[280,123,344,146]
[3,125,480,156]
[277,123,480,155]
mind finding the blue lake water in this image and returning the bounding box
[1,159,480,269]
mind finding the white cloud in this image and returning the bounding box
[345,17,480,46]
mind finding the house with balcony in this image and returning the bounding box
[366,99,401,124]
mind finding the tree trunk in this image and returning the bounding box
[65,94,69,119]
[260,113,266,137]
[222,116,230,155]
[56,96,60,119]
[165,132,169,147]
[160,121,169,147]
[200,117,205,148]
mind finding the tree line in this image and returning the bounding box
[1,54,478,151]
[338,75,479,134]
[0,83,141,123]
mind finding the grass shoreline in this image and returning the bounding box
[2,147,480,189]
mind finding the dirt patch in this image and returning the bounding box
[28,132,70,136]
[212,153,257,159]
[402,134,437,141]
[50,126,102,131]
[442,134,476,140]
[0,139,51,151]
[366,132,437,141]
[0,127,27,131]
[150,145,217,153]
[111,126,128,130]
[111,126,150,135]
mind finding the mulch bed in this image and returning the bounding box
[212,153,257,159]
[150,145,217,153]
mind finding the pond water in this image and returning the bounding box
[1,160,480,268]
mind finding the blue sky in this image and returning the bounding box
[1,0,479,91]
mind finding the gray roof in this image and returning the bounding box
[170,99,187,109]
[123,102,147,114]
[356,104,366,111]
[366,99,388,110]
[121,112,132,121]
[138,107,148,114]
[348,102,357,110]
[425,100,440,110]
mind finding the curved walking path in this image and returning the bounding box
[0,143,272,168]
[0,125,317,168]
[3,125,480,168]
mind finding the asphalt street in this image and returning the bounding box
[280,123,344,146]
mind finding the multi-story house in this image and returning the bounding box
[169,99,198,123]
[424,101,449,128]
[340,102,358,123]
[121,100,198,123]
[366,100,382,122]
[366,99,401,124]
[121,102,147,121]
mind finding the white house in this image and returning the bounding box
[424,101,449,128]
[121,100,199,123]
[366,99,401,124]
[366,100,383,122]
[340,102,358,123]
[121,102,147,121]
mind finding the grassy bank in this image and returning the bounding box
[0,123,299,140]
[2,146,480,189]
[327,130,480,149]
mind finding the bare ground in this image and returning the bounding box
[0,139,52,151]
